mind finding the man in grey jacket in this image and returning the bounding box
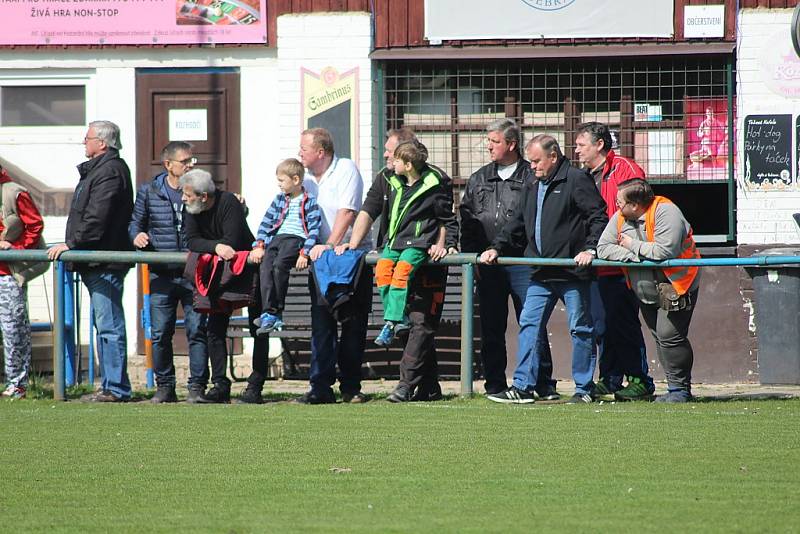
[597,178,701,403]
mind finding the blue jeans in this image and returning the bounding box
[83,270,131,399]
[477,265,555,393]
[512,279,596,395]
[594,276,654,392]
[149,273,209,390]
[308,266,371,396]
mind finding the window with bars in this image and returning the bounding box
[381,54,735,242]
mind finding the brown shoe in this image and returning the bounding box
[341,392,368,404]
[91,390,128,403]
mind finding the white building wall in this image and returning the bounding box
[0,11,374,359]
[737,8,800,245]
[276,12,374,182]
[0,47,281,355]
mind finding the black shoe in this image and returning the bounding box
[341,392,368,404]
[411,384,443,402]
[387,386,411,403]
[534,385,560,401]
[566,392,594,404]
[197,386,231,404]
[294,390,336,405]
[237,386,264,405]
[486,386,535,404]
[151,386,178,404]
[186,389,206,404]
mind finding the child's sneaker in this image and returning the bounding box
[2,385,26,399]
[393,316,412,335]
[375,322,396,347]
[255,313,282,337]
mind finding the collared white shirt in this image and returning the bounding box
[303,155,372,250]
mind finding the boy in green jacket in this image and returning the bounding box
[374,141,458,346]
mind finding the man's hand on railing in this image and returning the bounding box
[427,243,448,262]
[0,240,12,250]
[214,243,235,261]
[248,247,264,264]
[479,249,499,264]
[47,243,70,260]
[574,250,595,267]
[133,232,150,249]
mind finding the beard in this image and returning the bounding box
[184,198,207,215]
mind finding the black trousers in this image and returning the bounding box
[260,235,304,315]
[206,284,270,391]
[397,265,448,394]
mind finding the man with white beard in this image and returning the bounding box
[180,169,261,403]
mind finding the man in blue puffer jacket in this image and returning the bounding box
[129,141,210,403]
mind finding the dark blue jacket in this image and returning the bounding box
[128,172,186,272]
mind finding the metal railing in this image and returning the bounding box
[2,248,800,401]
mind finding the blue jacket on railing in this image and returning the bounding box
[128,172,187,271]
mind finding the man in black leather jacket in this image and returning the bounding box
[460,118,558,399]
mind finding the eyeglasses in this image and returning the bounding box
[615,198,631,209]
[171,157,197,166]
[83,136,100,142]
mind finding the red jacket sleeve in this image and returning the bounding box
[11,191,44,250]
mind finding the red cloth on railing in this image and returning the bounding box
[184,251,257,314]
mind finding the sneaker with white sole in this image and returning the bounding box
[487,386,536,404]
[374,322,396,347]
[566,392,594,404]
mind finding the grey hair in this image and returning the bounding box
[89,120,122,150]
[179,169,216,195]
[526,134,563,159]
[486,118,523,157]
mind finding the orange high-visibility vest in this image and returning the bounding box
[616,196,700,295]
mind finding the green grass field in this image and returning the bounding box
[2,396,799,533]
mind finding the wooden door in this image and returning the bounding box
[134,69,242,355]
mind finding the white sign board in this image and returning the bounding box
[425,0,674,40]
[169,109,208,142]
[684,5,725,38]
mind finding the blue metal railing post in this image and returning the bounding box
[53,261,66,401]
[460,263,474,397]
[88,295,95,386]
[63,269,76,386]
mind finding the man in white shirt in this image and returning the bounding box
[297,127,371,404]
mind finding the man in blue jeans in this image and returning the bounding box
[460,118,558,399]
[481,135,608,404]
[48,120,134,402]
[129,141,209,403]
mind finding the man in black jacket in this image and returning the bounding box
[48,120,134,402]
[129,141,209,404]
[460,118,558,399]
[180,168,264,404]
[481,135,608,404]
[336,128,455,402]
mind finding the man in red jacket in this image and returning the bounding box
[0,166,45,400]
[575,122,655,401]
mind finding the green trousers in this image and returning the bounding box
[376,246,428,322]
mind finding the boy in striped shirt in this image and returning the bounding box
[250,158,321,335]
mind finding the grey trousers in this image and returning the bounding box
[639,289,698,392]
[0,275,32,388]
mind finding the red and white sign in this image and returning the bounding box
[1,0,266,45]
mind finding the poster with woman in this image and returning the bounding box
[686,97,733,180]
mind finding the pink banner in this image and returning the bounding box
[1,0,266,45]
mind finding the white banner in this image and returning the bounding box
[425,0,674,41]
